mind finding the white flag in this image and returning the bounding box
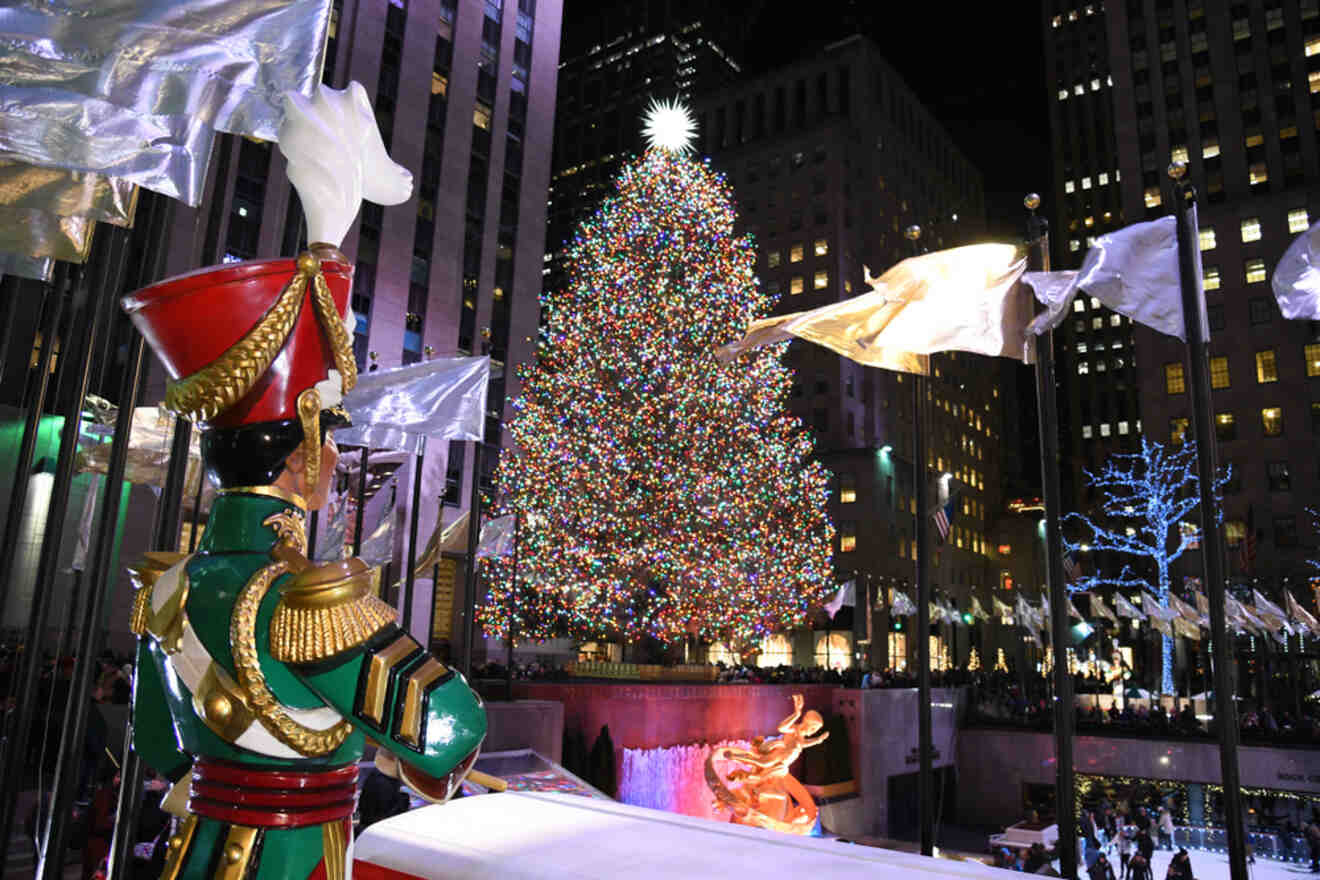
[890,590,916,616]
[1272,220,1320,320]
[993,596,1014,622]
[1087,593,1118,623]
[475,513,517,559]
[1252,589,1292,634]
[717,243,1030,373]
[825,580,855,617]
[1285,590,1319,636]
[1023,215,1193,341]
[1113,593,1144,619]
[970,596,990,621]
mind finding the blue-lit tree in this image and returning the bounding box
[1063,437,1227,694]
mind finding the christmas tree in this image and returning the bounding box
[478,102,835,655]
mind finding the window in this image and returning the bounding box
[1165,362,1186,393]
[1092,317,1103,329]
[840,474,856,503]
[1211,356,1230,388]
[1226,520,1246,544]
[840,521,857,552]
[1262,406,1284,436]
[1274,515,1298,547]
[1073,299,1086,313]
[813,270,829,290]
[1199,227,1216,250]
[1215,412,1236,441]
[814,238,829,256]
[1170,417,1190,445]
[1204,266,1220,290]
[767,249,781,268]
[1256,349,1279,382]
[790,243,804,263]
[1250,297,1273,324]
[1241,217,1262,242]
[1246,259,1267,284]
[1249,163,1269,185]
[1306,343,1320,376]
[1144,187,1162,208]
[1290,208,1310,233]
[1082,424,1093,439]
[1118,420,1130,435]
[790,276,804,295]
[1209,305,1226,331]
[1312,402,1320,433]
[1203,137,1220,158]
[1267,461,1291,491]
[888,631,907,671]
[1110,314,1123,327]
[1100,422,1112,437]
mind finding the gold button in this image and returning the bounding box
[225,843,244,864]
[204,693,233,724]
[167,835,183,850]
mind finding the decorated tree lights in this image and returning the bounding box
[1064,437,1227,694]
[478,101,834,656]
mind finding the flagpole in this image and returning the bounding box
[1168,162,1247,880]
[905,223,934,857]
[1025,194,1078,877]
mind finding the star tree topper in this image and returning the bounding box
[641,98,697,155]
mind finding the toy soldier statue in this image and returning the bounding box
[120,82,485,879]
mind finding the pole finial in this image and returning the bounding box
[904,224,923,242]
[1024,193,1041,211]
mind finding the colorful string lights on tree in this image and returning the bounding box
[476,137,835,655]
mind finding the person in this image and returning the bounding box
[1116,826,1134,880]
[1089,852,1117,880]
[1165,848,1192,880]
[121,82,485,880]
[1025,843,1051,873]
[1136,827,1155,864]
[1158,806,1174,850]
[1082,809,1100,861]
[1128,852,1153,880]
[1306,815,1320,872]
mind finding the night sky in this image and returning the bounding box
[742,1,1052,241]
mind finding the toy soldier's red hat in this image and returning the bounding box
[122,244,358,490]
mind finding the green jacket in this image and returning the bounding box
[131,489,486,879]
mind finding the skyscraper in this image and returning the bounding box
[695,36,1006,670]
[1045,0,1320,594]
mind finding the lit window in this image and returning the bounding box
[1199,228,1216,250]
[1075,82,1085,95]
[1078,361,1090,375]
[1256,349,1278,383]
[1202,138,1220,159]
[790,244,804,263]
[1076,342,1089,354]
[432,72,449,96]
[813,238,829,256]
[1204,266,1220,290]
[1092,317,1103,329]
[790,276,804,295]
[1058,88,1069,101]
[1091,77,1102,91]
[1052,14,1062,27]
[1171,145,1189,164]
[1082,424,1093,439]
[767,249,781,268]
[1165,362,1186,394]
[1065,180,1076,193]
[1118,420,1130,435]
[1282,124,1300,139]
[1249,163,1269,185]
[1289,209,1310,234]
[1082,176,1093,189]
[840,475,856,503]
[1100,423,1111,437]
[1098,172,1109,185]
[1090,297,1101,310]
[1170,418,1189,445]
[1215,412,1237,441]
[1073,299,1085,313]
[1246,259,1267,284]
[813,270,829,290]
[473,104,492,130]
[1307,36,1320,56]
[1306,343,1320,377]
[1241,218,1262,242]
[1070,239,1081,252]
[1210,356,1230,388]
[1110,314,1122,327]
[841,531,856,553]
[1144,187,1162,208]
[1262,407,1284,436]
[1096,359,1107,372]
[1245,132,1265,148]
[1085,216,1094,227]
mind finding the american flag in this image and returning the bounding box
[932,492,959,543]
[1062,552,1081,583]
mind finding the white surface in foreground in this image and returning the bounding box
[354,792,1003,879]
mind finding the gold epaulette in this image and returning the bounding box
[269,558,397,664]
[127,552,189,636]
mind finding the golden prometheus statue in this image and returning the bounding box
[705,694,829,834]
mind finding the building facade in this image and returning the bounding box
[694,36,1015,672]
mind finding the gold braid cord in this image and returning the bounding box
[296,388,322,500]
[269,591,397,664]
[164,262,313,422]
[228,511,351,756]
[311,270,358,394]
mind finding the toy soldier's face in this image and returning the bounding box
[308,433,340,511]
